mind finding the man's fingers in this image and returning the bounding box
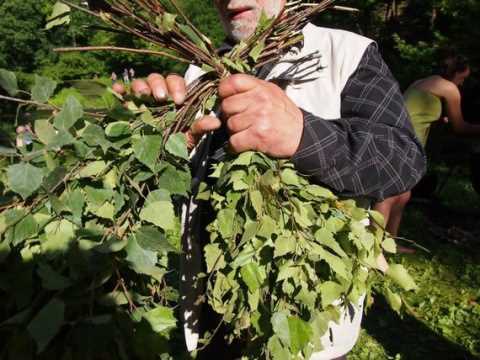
[226,114,254,134]
[166,74,187,105]
[147,73,168,101]
[219,74,261,98]
[220,92,255,117]
[228,130,258,154]
[112,82,126,95]
[186,116,221,149]
[191,115,222,136]
[131,79,152,97]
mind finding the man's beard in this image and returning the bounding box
[220,1,283,42]
[228,15,259,41]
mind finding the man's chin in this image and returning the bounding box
[227,24,256,42]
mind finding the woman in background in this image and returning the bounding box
[375,53,480,240]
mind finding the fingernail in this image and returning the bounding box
[154,88,166,100]
[173,91,185,105]
[135,88,151,98]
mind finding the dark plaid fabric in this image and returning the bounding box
[291,43,426,201]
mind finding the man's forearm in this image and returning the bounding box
[292,110,426,201]
[291,43,426,201]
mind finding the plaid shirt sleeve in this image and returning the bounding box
[291,43,426,201]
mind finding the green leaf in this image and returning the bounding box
[108,104,134,121]
[78,161,108,178]
[158,165,190,196]
[385,288,402,313]
[249,40,265,62]
[368,209,385,227]
[42,166,67,193]
[27,298,64,353]
[98,291,130,307]
[105,121,131,137]
[133,135,163,171]
[250,190,263,215]
[95,235,128,253]
[53,95,83,130]
[45,2,71,30]
[258,216,276,239]
[315,228,348,258]
[165,133,188,160]
[135,226,175,253]
[42,220,76,254]
[232,151,254,166]
[386,264,418,291]
[268,336,290,360]
[288,316,313,354]
[204,94,217,111]
[64,189,84,222]
[274,234,296,258]
[145,189,171,205]
[84,186,114,206]
[81,123,111,152]
[310,311,331,350]
[93,202,115,220]
[7,163,44,199]
[37,263,72,290]
[31,75,57,103]
[49,130,75,148]
[103,168,118,189]
[256,9,275,33]
[204,243,226,272]
[12,215,39,246]
[231,245,256,269]
[310,245,350,280]
[34,120,56,145]
[305,185,336,199]
[140,201,175,231]
[319,281,344,308]
[142,306,176,333]
[157,12,177,32]
[0,209,26,235]
[281,168,301,187]
[271,312,290,346]
[0,69,18,96]
[222,57,247,72]
[125,236,157,271]
[217,208,236,238]
[240,262,266,292]
[382,237,397,253]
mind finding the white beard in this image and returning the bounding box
[220,0,283,41]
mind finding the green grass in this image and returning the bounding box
[350,145,480,359]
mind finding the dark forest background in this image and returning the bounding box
[1,0,479,91]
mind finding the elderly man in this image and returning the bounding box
[124,0,426,358]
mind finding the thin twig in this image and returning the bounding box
[0,94,58,109]
[54,46,189,64]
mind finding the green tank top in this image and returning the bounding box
[404,87,442,147]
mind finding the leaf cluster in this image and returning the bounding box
[0,69,190,357]
[202,152,416,359]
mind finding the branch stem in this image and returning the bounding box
[54,46,189,64]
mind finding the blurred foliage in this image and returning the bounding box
[1,0,479,90]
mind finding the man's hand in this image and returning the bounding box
[112,73,220,148]
[115,73,304,156]
[113,73,187,104]
[218,74,304,158]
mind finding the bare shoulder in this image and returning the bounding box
[413,75,460,100]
